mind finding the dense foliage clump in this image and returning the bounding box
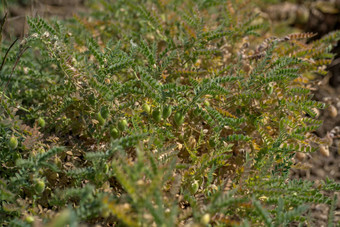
[1,0,340,226]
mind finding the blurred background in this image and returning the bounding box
[0,0,86,38]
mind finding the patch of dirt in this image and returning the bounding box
[2,0,86,38]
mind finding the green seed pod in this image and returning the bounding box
[9,136,18,149]
[152,108,162,122]
[100,106,110,119]
[265,83,273,95]
[204,100,210,107]
[25,215,35,223]
[190,180,199,194]
[174,112,185,126]
[110,126,119,138]
[118,119,128,131]
[200,213,211,225]
[34,179,45,194]
[54,156,62,169]
[142,103,151,114]
[162,106,172,119]
[38,117,46,128]
[97,112,105,126]
[104,164,109,174]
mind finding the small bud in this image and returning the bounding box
[20,39,27,46]
[31,33,39,38]
[319,145,329,157]
[42,31,50,38]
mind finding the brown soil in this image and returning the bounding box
[286,1,340,225]
[2,0,86,38]
[291,81,340,225]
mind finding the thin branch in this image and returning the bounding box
[0,37,19,72]
[3,46,30,91]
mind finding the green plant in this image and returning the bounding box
[1,0,340,226]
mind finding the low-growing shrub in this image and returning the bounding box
[1,0,340,226]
